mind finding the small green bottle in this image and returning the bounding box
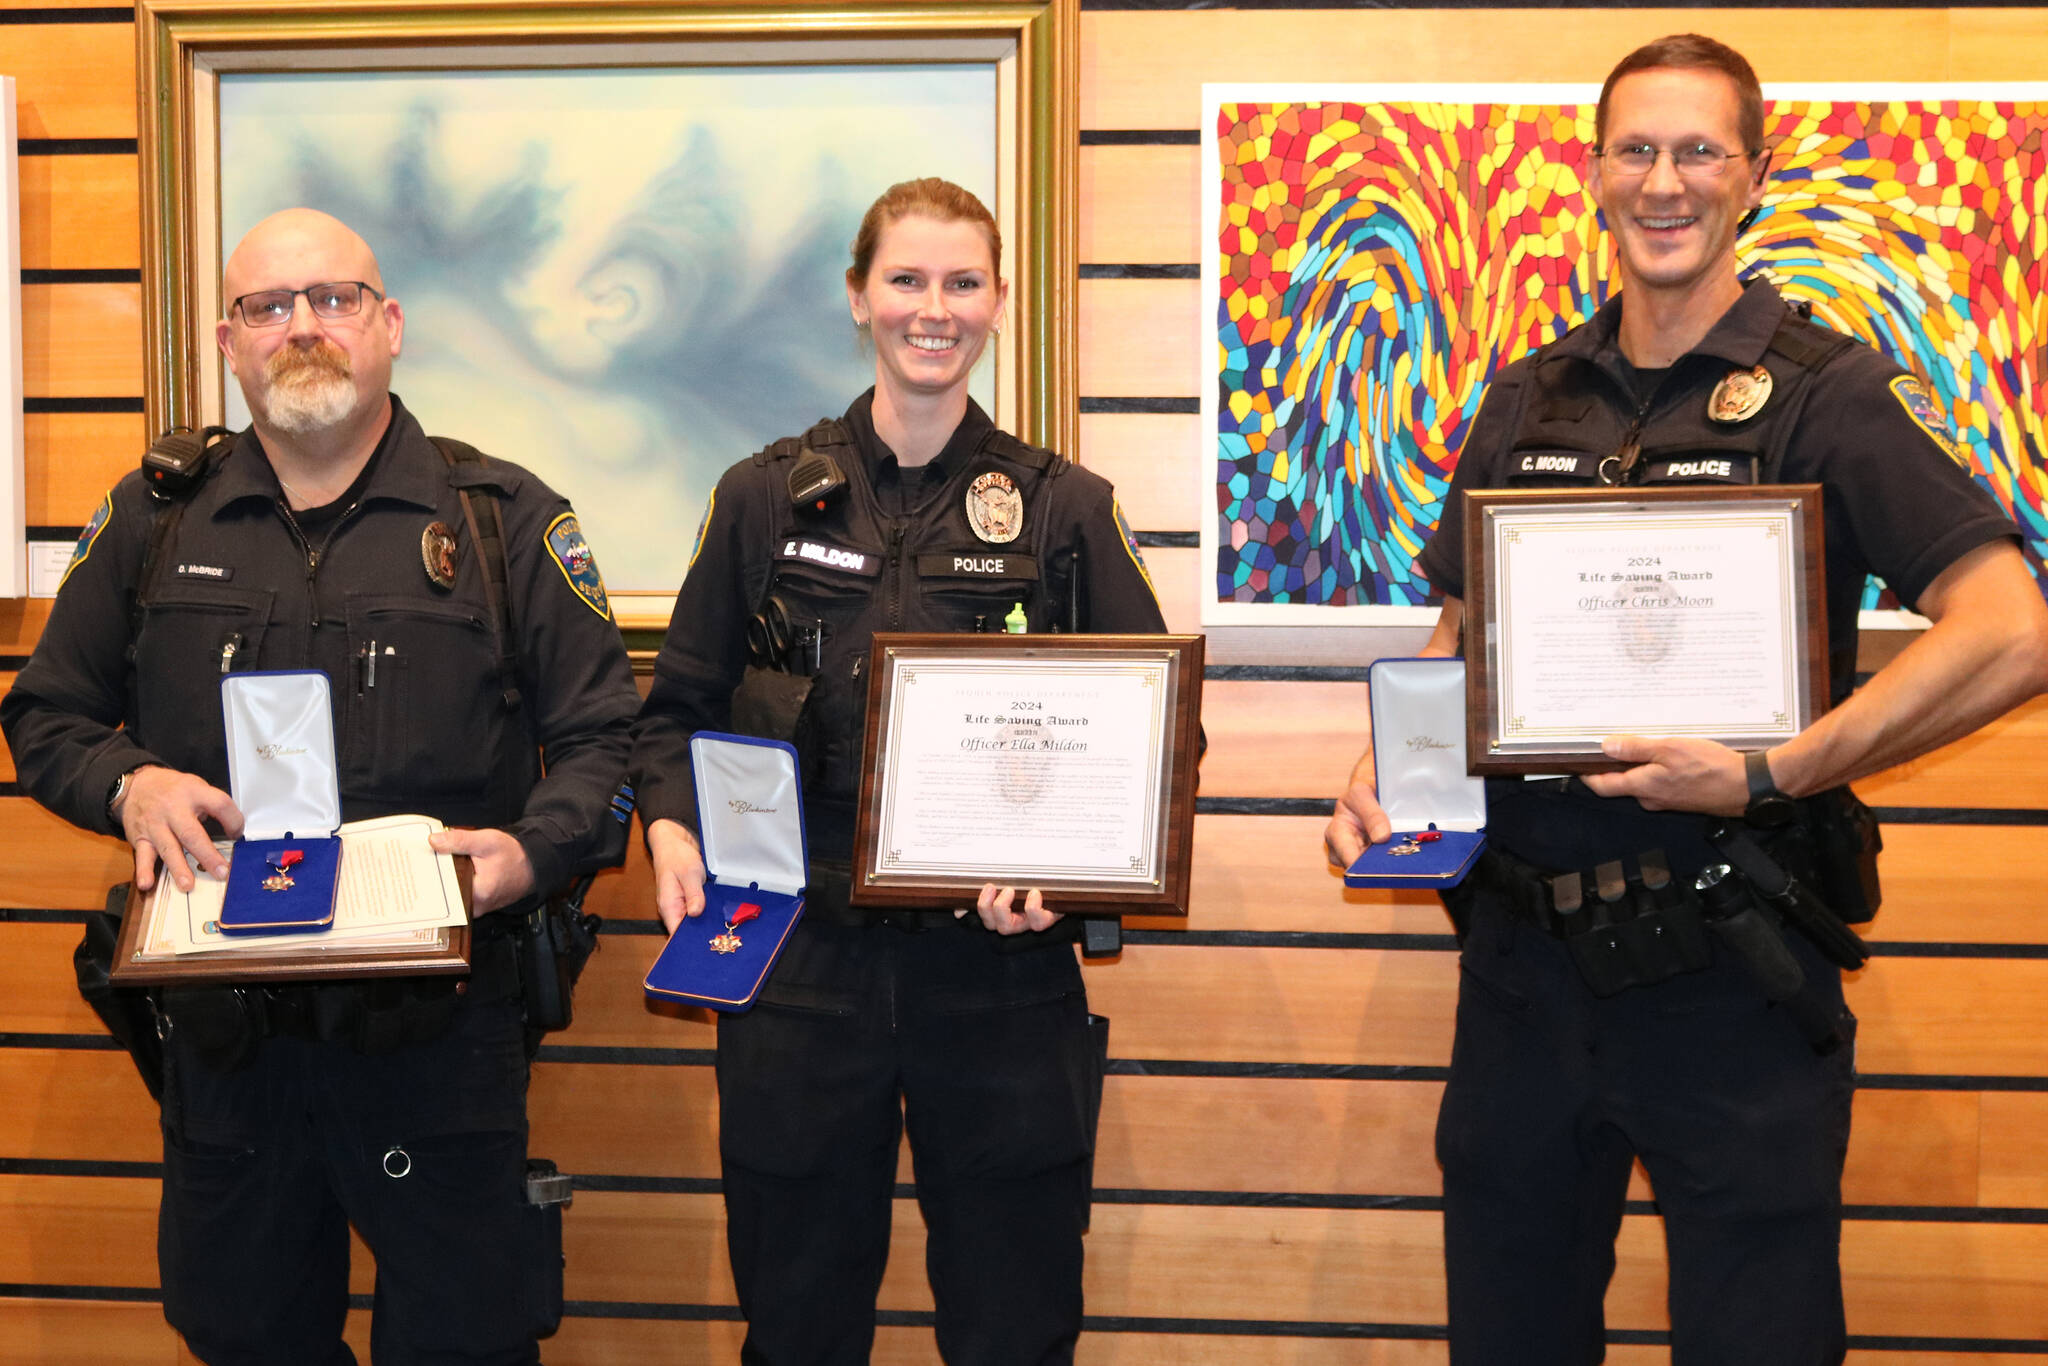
[1004,601,1028,634]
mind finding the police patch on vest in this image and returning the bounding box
[545,513,611,619]
[1889,374,1968,468]
[916,552,1040,580]
[60,494,113,590]
[775,538,880,577]
[421,521,459,590]
[1112,498,1157,600]
[1707,365,1773,423]
[965,470,1024,544]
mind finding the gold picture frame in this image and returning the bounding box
[136,0,1079,631]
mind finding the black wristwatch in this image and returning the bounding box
[1743,748,1798,827]
[105,766,142,825]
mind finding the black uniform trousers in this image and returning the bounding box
[158,943,548,1366]
[715,915,1101,1366]
[1436,898,1856,1366]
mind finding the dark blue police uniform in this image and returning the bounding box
[632,390,1167,1366]
[2,397,640,1366]
[1415,279,2020,1365]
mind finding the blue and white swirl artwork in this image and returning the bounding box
[219,65,997,601]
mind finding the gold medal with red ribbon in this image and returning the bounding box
[710,901,763,954]
[263,848,305,892]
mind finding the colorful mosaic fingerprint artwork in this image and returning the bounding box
[1211,94,2048,608]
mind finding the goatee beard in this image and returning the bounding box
[262,343,355,434]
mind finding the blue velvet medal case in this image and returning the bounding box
[1344,658,1488,889]
[643,733,807,1012]
[216,670,343,934]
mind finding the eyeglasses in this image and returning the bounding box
[231,281,385,328]
[1594,143,1760,178]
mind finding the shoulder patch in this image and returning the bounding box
[1112,498,1158,603]
[1889,375,1969,469]
[60,493,114,590]
[687,488,716,574]
[545,512,612,621]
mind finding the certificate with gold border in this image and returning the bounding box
[1464,485,1828,775]
[849,634,1204,915]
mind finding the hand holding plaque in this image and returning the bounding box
[850,634,1204,916]
[965,883,1060,935]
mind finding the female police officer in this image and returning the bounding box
[630,178,1169,1365]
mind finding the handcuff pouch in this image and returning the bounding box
[216,671,343,935]
[1344,657,1487,889]
[643,733,807,1012]
[1559,860,1713,997]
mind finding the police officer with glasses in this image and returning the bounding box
[1325,35,2048,1365]
[3,207,639,1366]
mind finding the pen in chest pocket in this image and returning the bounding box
[355,640,396,691]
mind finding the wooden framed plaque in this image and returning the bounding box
[850,633,1204,915]
[108,828,474,987]
[1463,485,1828,775]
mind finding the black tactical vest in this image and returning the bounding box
[746,419,1077,836]
[1500,307,1856,493]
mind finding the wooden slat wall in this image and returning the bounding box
[4,5,2047,1360]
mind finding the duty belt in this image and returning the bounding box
[1459,844,1850,1053]
[1460,846,1714,996]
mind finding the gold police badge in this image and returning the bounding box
[965,470,1024,544]
[1707,365,1773,423]
[421,521,459,589]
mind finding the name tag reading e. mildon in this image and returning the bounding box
[849,634,1205,916]
[1462,485,1829,774]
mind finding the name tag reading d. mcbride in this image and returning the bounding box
[1462,484,1828,775]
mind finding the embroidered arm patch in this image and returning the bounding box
[687,489,716,574]
[60,494,114,590]
[1889,375,1968,469]
[545,512,612,620]
[1112,498,1158,601]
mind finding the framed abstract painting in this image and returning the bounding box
[138,0,1078,629]
[1201,83,2048,627]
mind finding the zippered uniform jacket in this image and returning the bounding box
[2,396,640,900]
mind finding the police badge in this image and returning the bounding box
[965,470,1024,544]
[1708,365,1773,423]
[420,521,459,589]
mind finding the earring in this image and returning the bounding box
[854,318,870,332]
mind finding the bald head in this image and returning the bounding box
[222,208,384,310]
[216,207,404,463]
